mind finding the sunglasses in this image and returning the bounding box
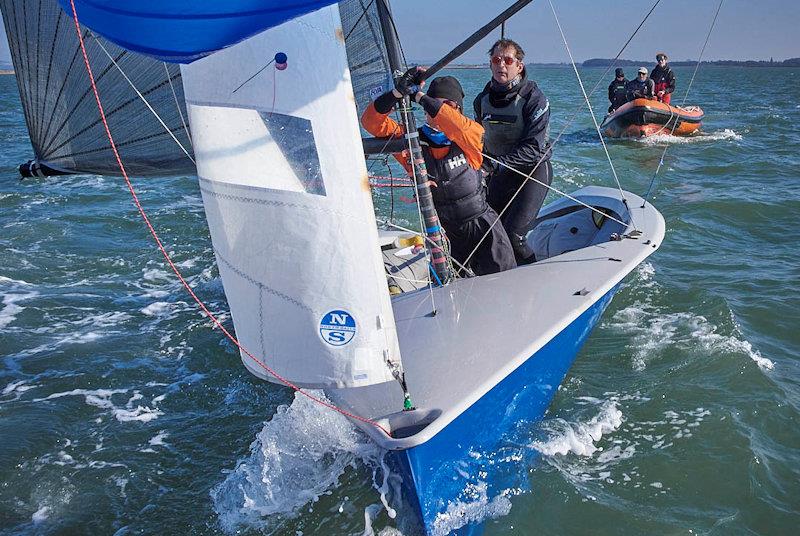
[491,55,518,66]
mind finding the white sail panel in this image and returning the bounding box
[181,6,401,388]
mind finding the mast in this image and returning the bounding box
[375,0,451,284]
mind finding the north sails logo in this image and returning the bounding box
[319,310,356,346]
[447,154,467,170]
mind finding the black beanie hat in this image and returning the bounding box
[615,67,625,77]
[427,76,464,109]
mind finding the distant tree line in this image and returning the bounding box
[583,58,800,67]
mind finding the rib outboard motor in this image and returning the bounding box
[18,160,75,179]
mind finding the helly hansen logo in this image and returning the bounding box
[534,100,550,121]
[447,154,467,170]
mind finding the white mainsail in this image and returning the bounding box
[180,5,401,388]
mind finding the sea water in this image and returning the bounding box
[1,66,799,535]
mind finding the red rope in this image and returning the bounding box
[67,0,390,437]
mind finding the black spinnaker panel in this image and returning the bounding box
[1,0,394,177]
[338,0,395,119]
[1,0,195,176]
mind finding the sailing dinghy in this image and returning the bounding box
[59,0,664,533]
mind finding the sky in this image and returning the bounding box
[389,0,799,64]
[0,0,798,67]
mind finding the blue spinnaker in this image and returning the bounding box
[57,1,339,63]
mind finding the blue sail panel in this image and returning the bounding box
[57,0,339,63]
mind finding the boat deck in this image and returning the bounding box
[328,186,665,450]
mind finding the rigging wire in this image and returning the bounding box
[642,0,725,206]
[460,149,631,273]
[385,155,397,223]
[67,0,391,437]
[231,58,275,94]
[91,35,195,164]
[482,154,629,227]
[581,0,662,109]
[547,0,635,229]
[163,61,193,149]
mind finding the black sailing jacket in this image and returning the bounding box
[473,77,551,169]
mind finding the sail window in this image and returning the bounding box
[258,112,326,196]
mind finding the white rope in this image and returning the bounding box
[482,154,629,227]
[547,0,636,230]
[642,0,724,205]
[164,61,193,149]
[386,273,432,285]
[377,218,474,277]
[91,36,195,165]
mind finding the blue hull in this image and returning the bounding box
[393,287,617,535]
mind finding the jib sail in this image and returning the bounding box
[179,5,402,387]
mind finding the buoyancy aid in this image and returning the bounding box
[419,129,487,224]
[479,91,528,157]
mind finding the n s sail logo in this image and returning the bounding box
[319,310,356,346]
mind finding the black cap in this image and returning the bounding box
[427,76,465,109]
[615,68,624,77]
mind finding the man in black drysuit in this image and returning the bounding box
[474,38,552,265]
[608,67,628,113]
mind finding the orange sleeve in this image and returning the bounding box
[361,102,411,173]
[429,105,484,170]
[361,102,406,139]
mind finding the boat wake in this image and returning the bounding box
[211,391,402,535]
[635,128,742,145]
[531,393,713,501]
[429,482,512,536]
[32,388,164,423]
[605,263,773,371]
[0,275,38,330]
[609,305,774,371]
[531,399,623,457]
[211,391,522,535]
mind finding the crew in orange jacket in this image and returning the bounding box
[362,69,516,276]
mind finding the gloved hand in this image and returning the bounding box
[480,154,498,176]
[395,66,425,97]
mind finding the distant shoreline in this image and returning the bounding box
[0,70,15,75]
[425,59,800,69]
[583,58,800,68]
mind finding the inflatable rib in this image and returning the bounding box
[601,98,703,138]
